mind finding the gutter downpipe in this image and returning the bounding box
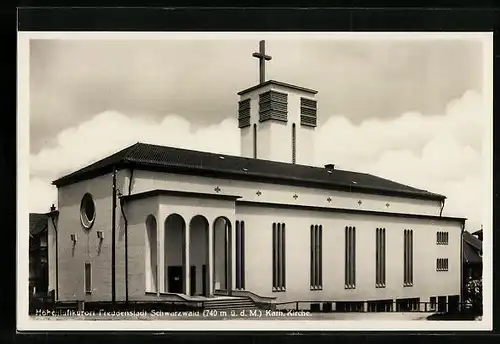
[50,213,58,301]
[112,167,117,304]
[460,221,465,311]
[119,168,134,304]
[440,199,446,217]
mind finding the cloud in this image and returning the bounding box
[29,90,486,231]
[315,89,485,230]
[29,39,483,154]
[29,111,241,213]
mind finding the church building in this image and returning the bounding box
[46,41,465,312]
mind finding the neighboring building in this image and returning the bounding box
[463,230,482,282]
[46,41,465,312]
[29,213,49,296]
[472,228,483,241]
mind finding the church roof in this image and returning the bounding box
[52,142,446,201]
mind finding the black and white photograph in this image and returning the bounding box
[18,32,492,331]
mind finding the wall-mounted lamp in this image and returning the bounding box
[70,234,77,243]
[97,231,103,240]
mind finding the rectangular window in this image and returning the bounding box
[437,231,449,245]
[310,225,323,290]
[345,226,356,289]
[235,221,246,290]
[376,228,386,287]
[85,262,92,294]
[238,98,251,128]
[436,258,449,271]
[272,223,286,291]
[404,229,414,286]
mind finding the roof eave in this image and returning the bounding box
[237,80,318,96]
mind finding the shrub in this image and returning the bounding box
[464,277,482,315]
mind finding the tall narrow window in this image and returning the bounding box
[376,228,386,287]
[85,262,92,294]
[404,229,414,286]
[310,225,323,290]
[345,226,356,289]
[253,124,257,159]
[437,258,449,271]
[235,221,246,289]
[292,123,296,164]
[272,222,286,291]
[437,231,449,245]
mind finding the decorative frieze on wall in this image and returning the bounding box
[131,171,444,217]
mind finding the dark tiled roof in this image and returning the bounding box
[463,231,482,264]
[52,142,446,201]
[463,243,482,264]
[463,231,482,251]
[472,229,483,236]
[29,213,48,236]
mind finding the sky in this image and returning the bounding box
[28,35,489,231]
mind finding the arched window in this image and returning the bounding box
[253,123,257,158]
[145,215,158,293]
[292,123,296,164]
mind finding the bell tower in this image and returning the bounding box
[237,40,318,166]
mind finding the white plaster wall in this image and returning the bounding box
[240,126,253,159]
[268,121,290,163]
[132,170,442,217]
[256,121,272,161]
[122,196,160,300]
[296,125,315,166]
[55,170,129,302]
[237,204,462,303]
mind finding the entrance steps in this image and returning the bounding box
[203,297,256,310]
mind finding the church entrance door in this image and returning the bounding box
[202,264,207,296]
[167,266,183,293]
[190,266,196,296]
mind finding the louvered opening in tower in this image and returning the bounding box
[238,98,251,128]
[300,97,317,127]
[259,90,288,122]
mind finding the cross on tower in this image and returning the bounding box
[252,40,272,84]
